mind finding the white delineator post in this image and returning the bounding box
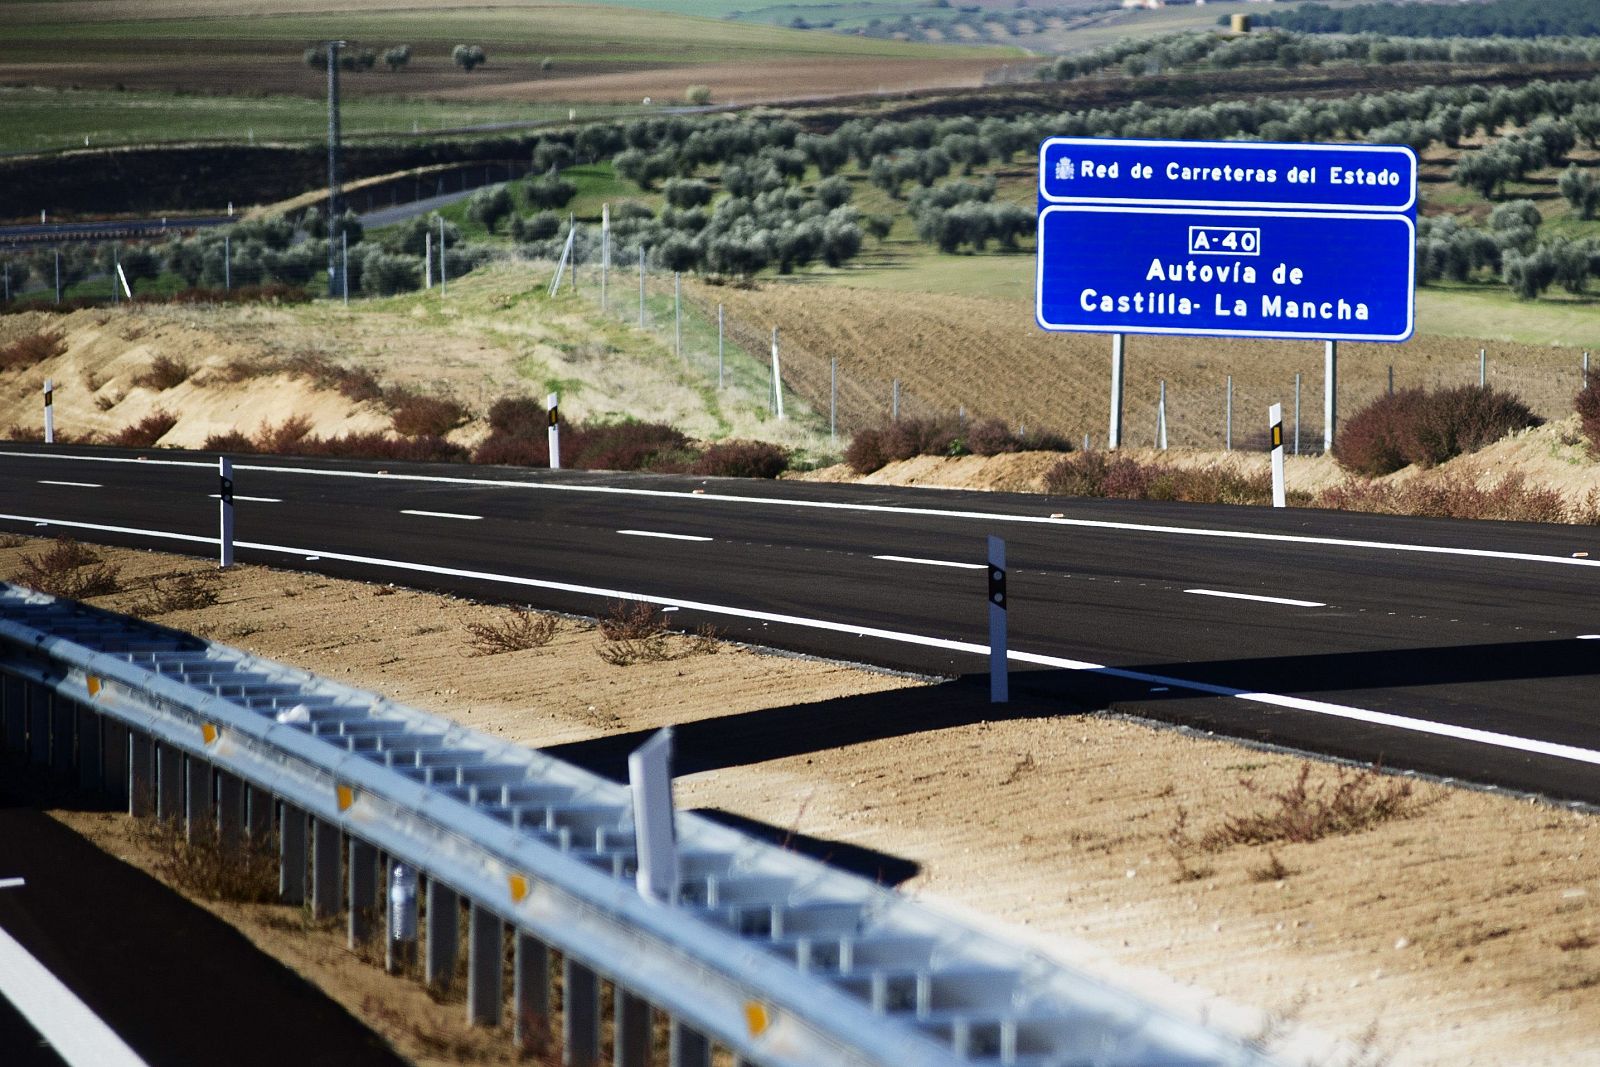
[1157,379,1168,450]
[218,457,235,569]
[1323,339,1338,453]
[1108,334,1125,449]
[1269,403,1286,509]
[42,380,54,444]
[424,231,432,290]
[770,327,785,420]
[988,535,1008,705]
[546,392,561,470]
[628,729,678,904]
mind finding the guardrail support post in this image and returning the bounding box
[156,742,182,822]
[670,1018,711,1067]
[185,754,213,843]
[311,818,341,919]
[128,731,154,817]
[467,901,503,1027]
[348,837,377,947]
[101,721,127,805]
[615,988,650,1067]
[563,957,600,1065]
[217,771,244,852]
[513,932,550,1051]
[280,804,306,904]
[27,684,48,765]
[246,785,272,841]
[426,879,460,990]
[50,697,73,776]
[75,704,100,791]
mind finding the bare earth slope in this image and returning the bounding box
[3,537,1593,1067]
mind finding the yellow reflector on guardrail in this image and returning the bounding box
[336,784,356,812]
[508,873,530,903]
[744,1001,771,1037]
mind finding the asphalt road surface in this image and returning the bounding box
[2,444,1597,805]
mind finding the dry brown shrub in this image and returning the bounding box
[108,409,179,448]
[12,537,121,598]
[464,608,559,656]
[389,392,469,438]
[138,819,279,903]
[1200,763,1416,850]
[597,599,671,665]
[0,533,25,548]
[131,570,221,616]
[254,414,314,452]
[0,330,64,371]
[130,355,193,391]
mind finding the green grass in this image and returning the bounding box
[0,87,625,155]
[564,164,656,220]
[1416,285,1600,349]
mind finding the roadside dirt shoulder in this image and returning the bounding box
[2,536,1593,1066]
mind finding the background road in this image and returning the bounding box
[3,444,1597,804]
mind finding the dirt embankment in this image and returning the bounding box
[3,536,1593,1067]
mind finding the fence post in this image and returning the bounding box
[54,250,61,304]
[1294,372,1301,456]
[674,272,682,361]
[638,246,646,328]
[1586,351,1591,390]
[341,231,349,306]
[218,457,234,569]
[830,357,837,444]
[717,304,724,389]
[424,231,432,290]
[1225,374,1233,451]
[1270,402,1286,509]
[988,536,1007,705]
[224,235,231,292]
[601,203,610,311]
[1479,347,1486,387]
[439,216,447,296]
[547,392,561,470]
[892,378,900,421]
[1108,334,1125,450]
[43,379,54,444]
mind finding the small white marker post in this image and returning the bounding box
[546,392,561,470]
[771,327,785,420]
[988,535,1007,704]
[1157,379,1168,450]
[116,262,132,301]
[42,379,54,444]
[218,457,235,569]
[424,231,432,290]
[1269,403,1286,509]
[628,728,678,904]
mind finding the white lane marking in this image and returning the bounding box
[1579,635,1600,640]
[208,494,280,503]
[873,554,986,570]
[400,510,482,521]
[0,877,23,889]
[0,926,151,1067]
[6,509,1600,769]
[1185,588,1326,608]
[38,480,101,489]
[617,529,712,542]
[3,450,1594,571]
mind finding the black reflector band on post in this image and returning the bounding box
[220,476,234,504]
[988,566,1006,608]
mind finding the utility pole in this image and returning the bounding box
[326,40,346,298]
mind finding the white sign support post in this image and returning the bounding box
[546,392,561,470]
[627,729,678,904]
[988,535,1008,705]
[1323,340,1338,454]
[1269,403,1286,509]
[218,457,235,569]
[42,380,54,444]
[1108,334,1124,450]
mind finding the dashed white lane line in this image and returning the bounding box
[0,926,151,1067]
[0,877,23,890]
[1578,635,1600,640]
[4,508,1599,769]
[208,494,280,503]
[873,554,986,570]
[400,509,482,521]
[37,480,100,489]
[618,530,713,542]
[1185,588,1327,608]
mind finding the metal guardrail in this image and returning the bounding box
[0,581,1276,1067]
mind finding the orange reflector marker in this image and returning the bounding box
[508,873,530,903]
[336,784,356,812]
[86,676,102,698]
[202,723,220,746]
[744,1001,771,1037]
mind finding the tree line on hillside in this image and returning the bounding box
[1253,0,1600,40]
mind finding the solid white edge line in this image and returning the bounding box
[873,555,987,570]
[4,510,1599,769]
[400,510,482,521]
[0,926,151,1067]
[37,481,101,489]
[1185,588,1327,608]
[617,530,713,542]
[4,449,1595,570]
[0,878,22,889]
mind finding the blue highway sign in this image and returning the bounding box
[1035,206,1416,342]
[1035,138,1417,342]
[1038,138,1417,212]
